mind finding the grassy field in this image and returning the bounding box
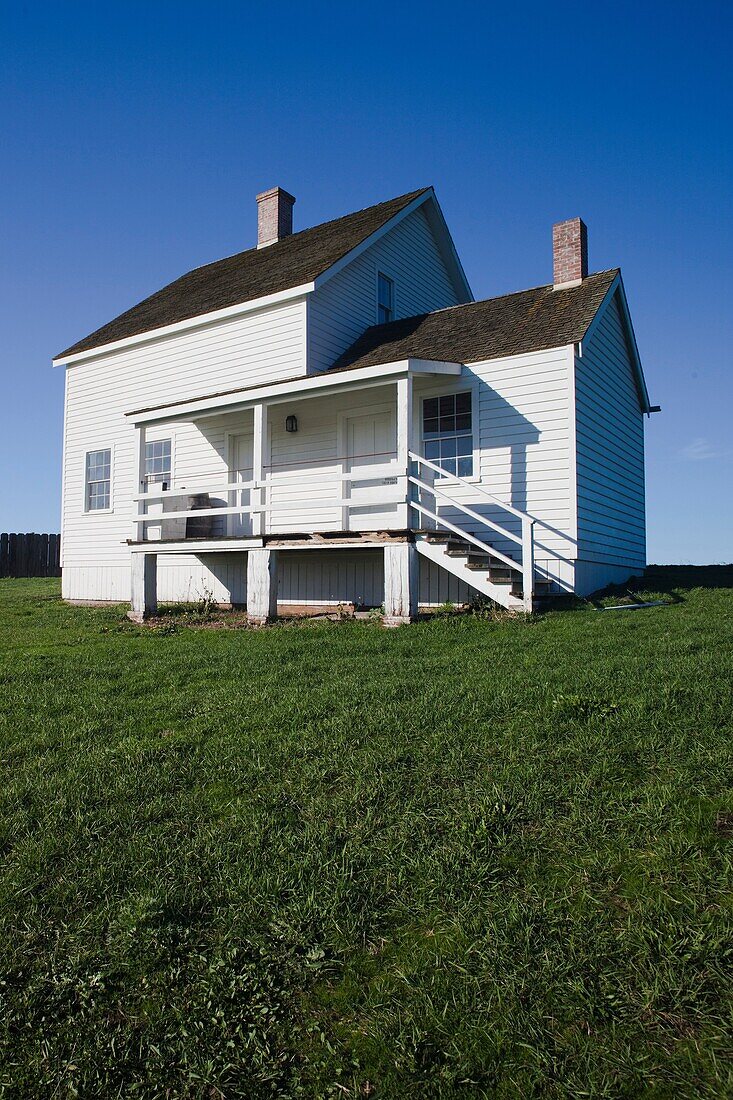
[0,573,731,1098]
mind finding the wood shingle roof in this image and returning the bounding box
[331,269,620,370]
[57,188,429,359]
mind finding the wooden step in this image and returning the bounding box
[422,532,452,543]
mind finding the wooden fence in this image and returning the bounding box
[0,533,61,578]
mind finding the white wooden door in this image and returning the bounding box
[345,409,399,531]
[229,433,253,537]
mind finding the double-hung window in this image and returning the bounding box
[144,438,172,488]
[377,272,394,324]
[85,449,112,511]
[422,392,473,477]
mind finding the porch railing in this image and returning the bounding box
[407,450,535,610]
[131,450,536,607]
[131,457,406,538]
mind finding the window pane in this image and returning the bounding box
[377,273,393,323]
[378,273,392,308]
[420,393,473,477]
[86,448,111,510]
[145,438,172,482]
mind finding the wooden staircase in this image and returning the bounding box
[415,532,552,612]
[406,450,553,612]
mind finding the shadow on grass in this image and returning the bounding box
[539,564,733,615]
[591,564,733,608]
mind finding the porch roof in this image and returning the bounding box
[125,358,462,425]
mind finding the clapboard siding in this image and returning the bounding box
[574,292,646,567]
[308,207,465,373]
[61,298,306,590]
[414,347,575,577]
[267,385,399,532]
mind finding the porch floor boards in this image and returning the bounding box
[126,529,437,550]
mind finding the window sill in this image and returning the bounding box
[83,508,114,516]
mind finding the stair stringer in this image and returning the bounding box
[415,536,525,611]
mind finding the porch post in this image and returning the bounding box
[129,552,157,622]
[383,541,418,626]
[522,517,535,614]
[247,548,279,624]
[396,374,413,529]
[133,424,146,542]
[252,403,269,536]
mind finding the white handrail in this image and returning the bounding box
[408,450,533,522]
[410,500,521,573]
[409,474,522,547]
[134,490,405,524]
[408,451,535,611]
[135,465,401,503]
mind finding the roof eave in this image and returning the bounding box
[52,281,316,367]
[125,358,462,425]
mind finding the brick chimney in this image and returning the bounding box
[552,217,588,288]
[256,187,295,248]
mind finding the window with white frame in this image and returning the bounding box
[377,272,394,324]
[85,448,111,510]
[422,392,473,477]
[144,438,172,487]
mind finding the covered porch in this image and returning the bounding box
[125,359,536,622]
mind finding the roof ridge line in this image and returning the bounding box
[178,187,432,279]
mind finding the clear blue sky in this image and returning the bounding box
[1,1,731,563]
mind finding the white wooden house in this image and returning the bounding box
[54,186,657,622]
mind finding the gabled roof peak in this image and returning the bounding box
[56,188,433,360]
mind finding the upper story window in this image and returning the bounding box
[85,448,111,510]
[144,439,172,488]
[377,272,394,324]
[422,392,473,477]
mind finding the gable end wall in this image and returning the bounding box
[307,206,465,373]
[574,291,646,573]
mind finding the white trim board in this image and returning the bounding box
[126,359,463,426]
[53,283,315,367]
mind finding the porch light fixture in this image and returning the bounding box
[285,415,298,433]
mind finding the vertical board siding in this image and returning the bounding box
[574,293,646,568]
[0,533,61,577]
[62,549,469,607]
[308,207,465,373]
[62,554,247,605]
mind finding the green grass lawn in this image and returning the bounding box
[0,574,731,1098]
